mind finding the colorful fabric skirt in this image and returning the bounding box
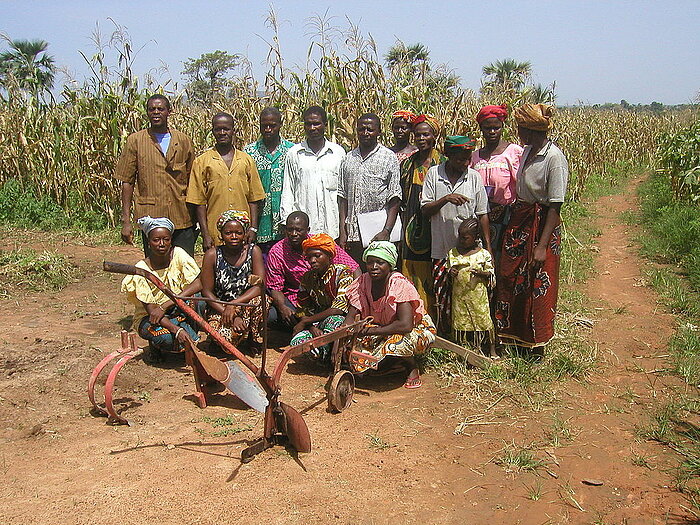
[207,295,270,352]
[289,314,345,362]
[494,201,561,347]
[488,202,512,268]
[350,315,437,374]
[432,258,451,336]
[402,259,435,316]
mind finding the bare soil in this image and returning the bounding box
[0,185,697,524]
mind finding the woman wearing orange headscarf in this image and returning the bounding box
[389,110,419,163]
[494,104,568,355]
[470,105,523,266]
[399,114,444,315]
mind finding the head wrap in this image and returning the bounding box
[217,209,251,232]
[362,241,398,269]
[514,103,554,131]
[476,104,508,123]
[444,135,477,151]
[302,233,337,257]
[392,110,417,124]
[137,216,175,236]
[413,114,441,135]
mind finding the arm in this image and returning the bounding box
[478,213,492,254]
[195,204,214,252]
[372,196,400,242]
[231,246,265,304]
[338,196,349,248]
[246,200,262,244]
[422,193,469,217]
[120,182,134,244]
[200,247,222,314]
[531,203,562,267]
[294,307,344,335]
[360,301,414,336]
[143,302,192,346]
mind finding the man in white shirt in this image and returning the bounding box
[280,106,346,239]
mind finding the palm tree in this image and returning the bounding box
[385,42,430,73]
[482,58,532,92]
[0,36,56,94]
[527,82,556,104]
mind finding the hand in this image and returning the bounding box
[530,243,547,270]
[121,222,134,245]
[443,193,469,206]
[222,304,238,327]
[358,324,376,336]
[175,327,192,346]
[371,228,390,242]
[292,320,307,335]
[232,316,246,333]
[309,325,323,338]
[202,234,214,253]
[338,230,348,249]
[245,230,257,244]
[149,305,165,325]
[449,267,460,278]
[279,305,296,326]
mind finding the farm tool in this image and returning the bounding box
[98,261,369,461]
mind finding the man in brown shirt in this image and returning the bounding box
[114,94,197,256]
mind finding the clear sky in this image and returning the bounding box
[2,0,698,105]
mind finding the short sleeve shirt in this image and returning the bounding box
[186,148,266,245]
[420,164,488,260]
[515,141,568,204]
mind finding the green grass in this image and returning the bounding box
[365,432,395,450]
[196,414,253,438]
[496,442,546,472]
[0,248,80,294]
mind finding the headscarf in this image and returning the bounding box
[444,135,477,151]
[137,216,175,236]
[476,104,508,123]
[302,233,337,257]
[514,103,554,131]
[217,209,251,232]
[392,110,418,124]
[362,241,398,269]
[413,114,441,135]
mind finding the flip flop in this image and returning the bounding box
[403,376,422,389]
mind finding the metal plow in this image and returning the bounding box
[97,261,369,461]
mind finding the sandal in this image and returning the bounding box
[403,376,422,389]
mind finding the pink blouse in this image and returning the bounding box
[346,272,427,326]
[470,143,523,206]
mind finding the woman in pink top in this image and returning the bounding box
[470,105,523,264]
[343,241,436,389]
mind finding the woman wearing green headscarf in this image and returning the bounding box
[421,136,491,336]
[343,241,436,389]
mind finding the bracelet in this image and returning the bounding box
[249,227,258,233]
[174,327,184,339]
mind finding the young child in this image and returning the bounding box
[446,218,497,358]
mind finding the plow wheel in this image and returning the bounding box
[328,370,355,413]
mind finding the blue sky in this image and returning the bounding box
[2,0,698,105]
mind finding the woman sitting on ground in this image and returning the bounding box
[389,110,419,163]
[200,210,267,354]
[470,104,523,266]
[121,216,202,359]
[289,233,355,362]
[343,241,436,389]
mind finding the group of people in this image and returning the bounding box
[117,94,568,389]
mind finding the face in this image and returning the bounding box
[365,256,392,282]
[148,227,172,256]
[304,248,331,273]
[457,227,478,251]
[285,218,310,248]
[413,122,436,152]
[212,116,234,146]
[392,118,411,143]
[220,220,246,247]
[357,118,380,148]
[479,117,503,145]
[146,98,170,128]
[260,114,282,141]
[446,149,472,173]
[303,112,326,140]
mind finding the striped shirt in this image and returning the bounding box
[114,128,195,229]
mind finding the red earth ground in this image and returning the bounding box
[0,183,697,524]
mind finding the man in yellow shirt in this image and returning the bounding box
[187,113,266,251]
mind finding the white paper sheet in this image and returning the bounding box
[356,210,402,248]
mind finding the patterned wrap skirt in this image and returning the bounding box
[207,295,271,352]
[350,314,437,373]
[494,201,561,347]
[289,314,345,362]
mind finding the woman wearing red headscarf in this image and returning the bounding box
[389,110,419,163]
[470,105,523,265]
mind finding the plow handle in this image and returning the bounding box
[103,261,144,276]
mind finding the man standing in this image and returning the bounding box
[266,211,359,328]
[338,113,402,262]
[280,106,345,239]
[187,112,266,250]
[115,94,196,255]
[243,107,295,254]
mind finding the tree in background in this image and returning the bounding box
[0,35,56,100]
[482,58,532,92]
[182,50,241,105]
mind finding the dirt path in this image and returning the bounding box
[0,185,697,524]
